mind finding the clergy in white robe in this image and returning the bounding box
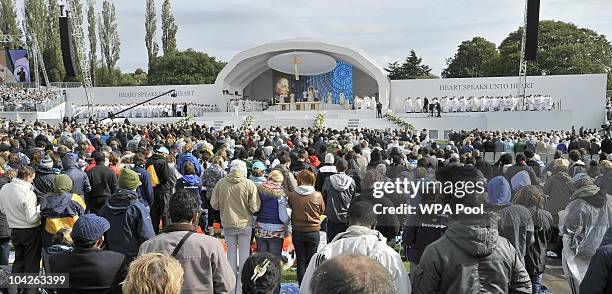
[481,97,489,112]
[415,98,423,113]
[441,97,450,113]
[474,97,482,112]
[544,95,552,110]
[339,93,346,105]
[459,97,468,112]
[404,98,412,113]
[450,98,459,112]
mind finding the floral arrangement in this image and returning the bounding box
[384,111,415,131]
[313,112,325,129]
[174,114,194,125]
[242,114,255,129]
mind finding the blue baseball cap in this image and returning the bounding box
[71,214,110,242]
[252,161,266,171]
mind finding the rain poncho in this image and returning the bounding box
[561,184,612,292]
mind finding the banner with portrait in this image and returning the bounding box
[0,49,31,83]
[272,72,293,103]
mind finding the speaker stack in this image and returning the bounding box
[524,0,541,61]
[59,16,78,78]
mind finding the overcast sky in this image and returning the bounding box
[18,0,612,75]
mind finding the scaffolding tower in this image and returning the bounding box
[67,0,95,116]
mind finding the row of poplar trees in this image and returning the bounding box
[0,0,178,86]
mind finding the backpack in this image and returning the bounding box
[147,165,160,188]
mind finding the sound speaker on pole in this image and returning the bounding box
[59,17,78,78]
[525,0,540,61]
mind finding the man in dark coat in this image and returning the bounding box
[33,156,57,198]
[146,145,175,234]
[131,154,154,207]
[61,153,91,197]
[86,151,118,215]
[581,227,612,293]
[601,136,612,154]
[99,169,155,262]
[48,214,127,293]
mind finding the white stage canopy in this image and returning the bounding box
[267,52,337,78]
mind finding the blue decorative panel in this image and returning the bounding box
[272,60,353,104]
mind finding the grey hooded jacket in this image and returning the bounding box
[61,153,91,196]
[412,213,532,294]
[322,173,356,224]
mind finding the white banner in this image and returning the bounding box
[390,74,607,129]
[65,84,221,106]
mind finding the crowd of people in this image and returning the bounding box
[404,95,556,115]
[0,86,64,112]
[72,103,221,119]
[0,118,611,293]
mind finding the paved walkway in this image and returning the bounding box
[543,257,570,293]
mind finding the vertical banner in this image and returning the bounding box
[273,72,293,103]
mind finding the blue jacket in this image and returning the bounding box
[175,175,203,206]
[99,189,155,260]
[256,182,288,226]
[132,165,154,207]
[177,152,202,176]
[61,153,91,197]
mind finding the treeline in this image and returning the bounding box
[0,0,225,87]
[387,20,612,89]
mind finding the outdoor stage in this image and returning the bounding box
[67,108,576,140]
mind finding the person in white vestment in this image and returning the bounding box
[415,98,423,113]
[450,97,458,112]
[441,96,450,113]
[404,98,412,113]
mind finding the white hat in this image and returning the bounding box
[230,160,247,175]
[325,153,335,164]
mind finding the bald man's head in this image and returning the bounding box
[311,254,394,294]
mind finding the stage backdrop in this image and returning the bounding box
[389,74,607,129]
[0,49,31,83]
[272,60,353,103]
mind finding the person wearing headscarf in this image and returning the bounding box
[562,173,612,293]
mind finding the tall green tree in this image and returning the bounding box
[442,37,500,78]
[385,50,436,79]
[43,0,66,82]
[161,0,178,55]
[148,49,224,85]
[0,0,23,47]
[98,0,120,85]
[145,0,159,65]
[87,0,97,85]
[498,20,612,88]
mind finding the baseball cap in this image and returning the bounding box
[154,145,170,154]
[252,161,266,171]
[71,214,111,242]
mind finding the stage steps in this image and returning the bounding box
[347,119,360,129]
[213,121,224,129]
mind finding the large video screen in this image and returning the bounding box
[273,60,353,104]
[0,49,31,83]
